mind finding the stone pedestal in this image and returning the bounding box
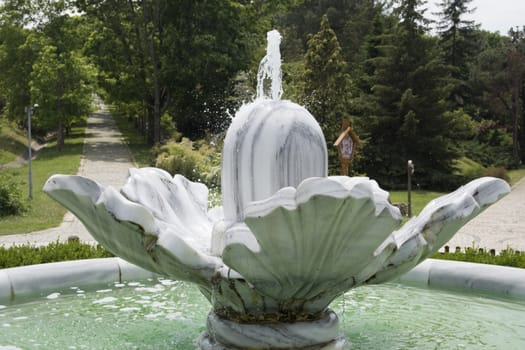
[199,309,349,350]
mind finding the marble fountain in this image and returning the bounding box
[1,30,524,350]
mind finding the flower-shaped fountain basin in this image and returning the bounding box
[43,28,512,350]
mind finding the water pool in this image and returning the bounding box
[1,278,524,349]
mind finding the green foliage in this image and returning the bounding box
[433,247,525,269]
[0,5,95,148]
[111,109,155,167]
[80,0,258,143]
[0,240,113,269]
[29,16,96,150]
[0,173,28,216]
[355,1,463,190]
[436,0,479,82]
[303,15,351,174]
[461,119,516,169]
[0,118,28,165]
[0,22,33,123]
[453,157,484,181]
[155,138,221,189]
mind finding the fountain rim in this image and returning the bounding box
[1,257,525,306]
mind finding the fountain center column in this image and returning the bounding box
[218,30,328,227]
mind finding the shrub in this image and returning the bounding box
[454,157,485,182]
[0,240,114,269]
[432,247,525,268]
[0,174,28,217]
[155,138,221,188]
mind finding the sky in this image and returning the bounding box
[425,0,525,35]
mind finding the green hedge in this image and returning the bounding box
[432,247,525,268]
[0,240,113,269]
[2,241,524,270]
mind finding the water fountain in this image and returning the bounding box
[40,30,511,349]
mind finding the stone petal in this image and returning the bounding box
[369,177,511,284]
[44,172,222,288]
[221,176,402,310]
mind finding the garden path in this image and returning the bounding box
[0,105,134,247]
[444,176,525,253]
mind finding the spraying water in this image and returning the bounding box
[256,30,283,100]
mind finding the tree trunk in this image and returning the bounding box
[511,80,520,162]
[151,49,161,144]
[56,69,64,152]
[143,2,162,145]
[57,118,64,152]
[521,77,525,163]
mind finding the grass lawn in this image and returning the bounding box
[0,122,85,235]
[389,167,525,221]
[508,167,525,186]
[389,190,444,218]
[111,109,153,167]
[0,119,28,165]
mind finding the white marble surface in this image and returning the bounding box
[44,170,223,288]
[204,309,340,349]
[369,177,511,284]
[221,99,327,224]
[398,259,525,300]
[0,258,156,305]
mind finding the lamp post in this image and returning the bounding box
[25,104,38,200]
[407,160,415,217]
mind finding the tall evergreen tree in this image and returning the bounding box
[436,0,480,106]
[303,15,351,174]
[278,0,385,64]
[436,0,478,67]
[357,0,463,189]
[507,27,525,164]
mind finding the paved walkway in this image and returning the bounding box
[1,107,524,253]
[0,106,135,247]
[444,177,525,253]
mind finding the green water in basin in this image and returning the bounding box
[0,279,524,349]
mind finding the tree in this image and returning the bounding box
[303,15,351,174]
[278,0,385,64]
[77,0,257,142]
[356,0,463,189]
[160,0,257,138]
[30,39,94,150]
[435,0,480,107]
[468,29,525,166]
[436,0,478,66]
[1,1,96,148]
[0,23,33,125]
[0,1,42,125]
[507,27,525,164]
